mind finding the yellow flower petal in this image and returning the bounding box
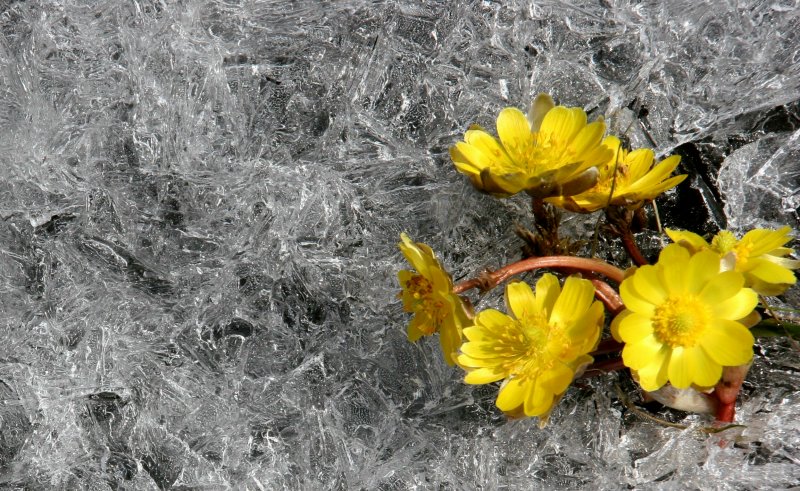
[614,233,766,392]
[764,252,800,269]
[452,96,609,198]
[686,345,723,388]
[657,244,690,294]
[634,346,670,392]
[616,312,654,344]
[746,259,797,285]
[459,341,516,360]
[464,366,507,385]
[565,301,604,352]
[524,381,552,417]
[538,363,574,394]
[398,234,431,274]
[667,346,693,389]
[698,320,754,366]
[706,283,758,320]
[468,310,510,337]
[620,273,656,315]
[666,229,710,253]
[534,273,561,316]
[630,264,668,306]
[505,280,537,321]
[540,106,586,143]
[497,107,532,163]
[749,278,793,296]
[496,378,526,412]
[685,250,722,293]
[550,275,595,326]
[397,234,467,365]
[622,334,664,370]
[740,226,793,256]
[528,93,555,132]
[627,174,686,200]
[407,313,429,342]
[457,273,601,423]
[439,318,463,366]
[625,148,655,180]
[567,120,606,159]
[609,310,629,342]
[625,155,681,193]
[450,143,482,175]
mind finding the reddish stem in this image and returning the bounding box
[592,338,624,356]
[453,256,626,294]
[712,364,750,423]
[590,278,625,315]
[621,231,649,266]
[715,402,736,423]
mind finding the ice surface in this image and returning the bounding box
[0,0,799,488]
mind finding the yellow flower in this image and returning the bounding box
[611,244,758,391]
[547,136,687,213]
[449,94,611,198]
[398,233,470,365]
[666,226,799,296]
[458,274,603,423]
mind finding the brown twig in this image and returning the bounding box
[620,231,649,266]
[604,206,650,266]
[453,256,626,295]
[590,278,625,315]
[591,338,625,356]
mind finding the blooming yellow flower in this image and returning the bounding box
[547,136,687,213]
[458,274,603,422]
[449,94,611,198]
[611,244,758,391]
[666,226,799,296]
[398,233,470,365]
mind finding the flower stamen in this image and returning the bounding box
[652,296,710,348]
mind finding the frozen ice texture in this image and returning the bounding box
[0,0,798,488]
[718,129,800,231]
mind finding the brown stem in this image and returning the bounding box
[453,256,625,295]
[621,231,649,266]
[591,338,624,356]
[590,278,625,315]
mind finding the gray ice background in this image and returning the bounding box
[1,1,799,489]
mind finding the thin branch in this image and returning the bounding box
[453,256,626,294]
[620,230,649,266]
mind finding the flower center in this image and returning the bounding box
[593,162,631,197]
[406,274,433,300]
[652,296,710,348]
[506,312,563,377]
[711,230,737,254]
[404,274,445,334]
[503,132,573,175]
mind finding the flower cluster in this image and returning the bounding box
[395,94,798,426]
[450,93,686,210]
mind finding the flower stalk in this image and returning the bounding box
[453,256,625,295]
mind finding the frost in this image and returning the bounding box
[718,129,800,230]
[0,0,799,488]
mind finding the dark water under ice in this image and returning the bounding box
[0,1,799,489]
